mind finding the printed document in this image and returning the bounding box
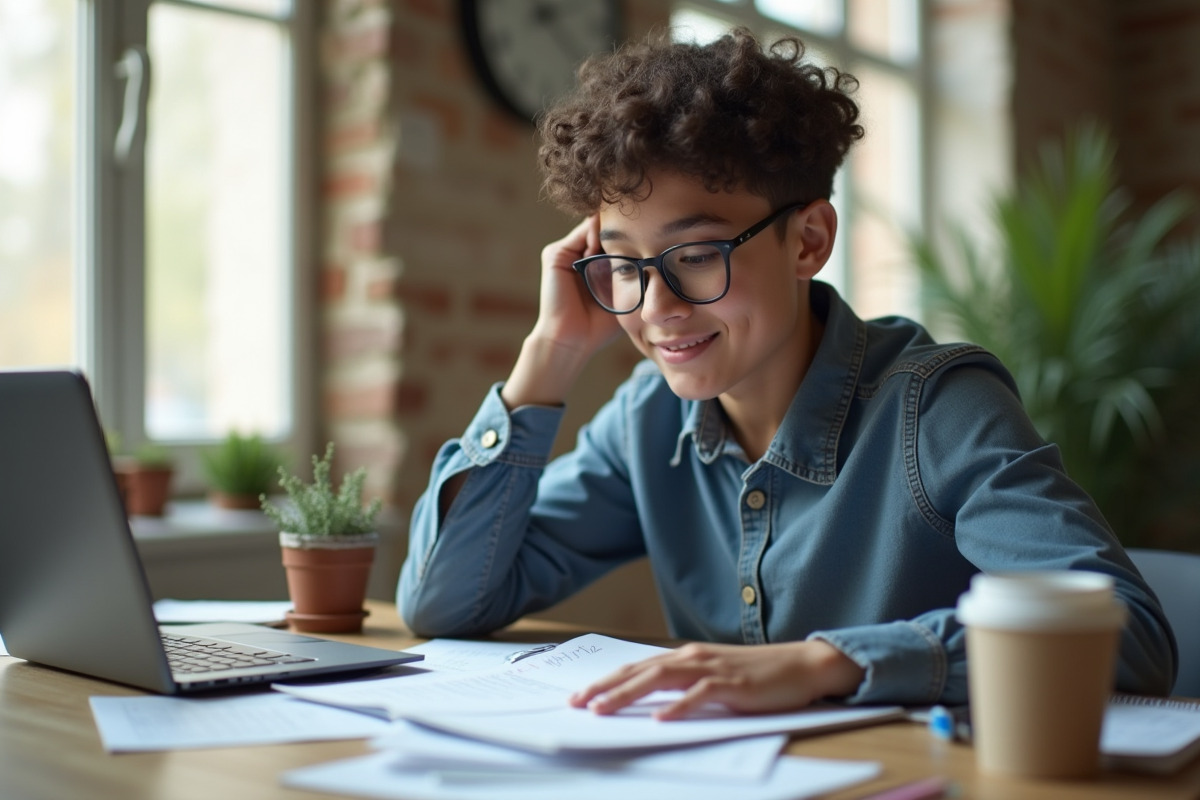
[89,692,394,752]
[281,749,881,800]
[373,720,788,782]
[275,633,669,717]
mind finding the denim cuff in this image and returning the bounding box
[459,383,565,468]
[808,620,949,705]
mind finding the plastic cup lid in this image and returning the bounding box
[955,570,1127,631]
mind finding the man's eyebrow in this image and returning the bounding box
[598,213,731,243]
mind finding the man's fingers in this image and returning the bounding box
[581,662,700,715]
[652,676,730,720]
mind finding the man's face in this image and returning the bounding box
[597,170,820,406]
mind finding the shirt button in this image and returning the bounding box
[741,585,757,605]
[480,429,499,448]
[745,490,766,510]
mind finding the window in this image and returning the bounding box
[0,0,314,492]
[670,0,925,320]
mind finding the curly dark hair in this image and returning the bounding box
[537,27,865,217]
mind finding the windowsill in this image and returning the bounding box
[130,499,277,542]
[128,499,406,602]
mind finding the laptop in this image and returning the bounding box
[0,369,423,693]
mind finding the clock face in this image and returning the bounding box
[461,0,622,124]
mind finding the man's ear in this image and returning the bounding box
[789,200,837,280]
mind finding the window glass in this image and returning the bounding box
[0,0,76,369]
[847,64,921,319]
[756,0,842,36]
[185,0,290,15]
[672,1,923,320]
[145,2,289,439]
[849,0,919,62]
[672,9,735,44]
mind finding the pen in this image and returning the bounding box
[858,776,950,800]
[505,643,557,664]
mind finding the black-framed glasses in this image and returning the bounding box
[571,202,809,314]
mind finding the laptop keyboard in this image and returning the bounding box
[161,631,316,674]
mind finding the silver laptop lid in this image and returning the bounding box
[0,370,178,692]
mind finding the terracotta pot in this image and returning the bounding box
[112,462,174,516]
[209,491,263,511]
[279,532,378,633]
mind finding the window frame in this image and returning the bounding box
[82,0,316,494]
[670,0,932,312]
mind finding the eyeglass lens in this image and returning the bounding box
[582,243,728,313]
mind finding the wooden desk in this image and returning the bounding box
[2,600,1199,800]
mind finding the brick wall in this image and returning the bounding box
[1114,0,1200,222]
[1012,0,1200,225]
[319,0,669,630]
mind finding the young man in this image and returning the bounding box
[398,29,1174,718]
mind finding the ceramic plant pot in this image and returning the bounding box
[112,461,174,517]
[209,491,263,511]
[279,531,378,633]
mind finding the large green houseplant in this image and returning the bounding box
[910,123,1200,547]
[261,443,382,632]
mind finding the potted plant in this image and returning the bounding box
[910,122,1200,547]
[108,433,175,517]
[260,442,382,633]
[201,431,285,510]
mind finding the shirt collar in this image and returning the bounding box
[670,281,865,484]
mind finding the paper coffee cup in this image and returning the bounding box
[956,571,1127,779]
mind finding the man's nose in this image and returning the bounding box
[640,267,690,321]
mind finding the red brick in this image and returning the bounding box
[326,25,390,62]
[1181,102,1200,123]
[482,108,524,151]
[325,380,398,418]
[435,40,470,83]
[349,219,382,253]
[474,345,518,372]
[1122,7,1200,35]
[468,291,538,319]
[393,27,426,67]
[392,282,453,314]
[403,0,448,23]
[428,340,456,362]
[411,92,466,141]
[395,380,428,414]
[324,172,376,198]
[329,120,382,152]
[365,274,400,301]
[324,322,400,360]
[321,267,347,301]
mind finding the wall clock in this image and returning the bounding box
[460,0,623,125]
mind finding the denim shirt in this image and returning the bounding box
[399,282,1175,704]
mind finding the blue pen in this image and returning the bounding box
[926,704,972,742]
[928,705,955,741]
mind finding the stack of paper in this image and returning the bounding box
[274,634,900,799]
[86,633,899,797]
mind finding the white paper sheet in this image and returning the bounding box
[373,720,787,782]
[281,749,881,800]
[89,692,395,752]
[275,633,670,718]
[404,702,904,755]
[404,638,555,673]
[152,599,294,626]
[0,632,7,657]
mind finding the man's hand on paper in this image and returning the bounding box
[568,640,866,721]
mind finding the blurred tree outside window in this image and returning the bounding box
[0,0,313,495]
